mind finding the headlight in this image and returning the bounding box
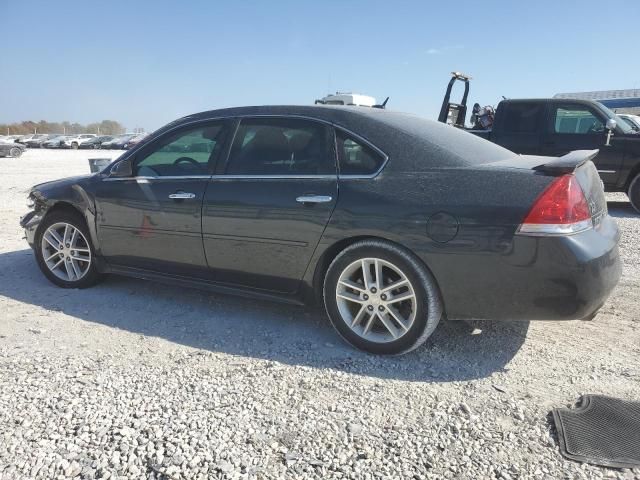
[27,196,35,209]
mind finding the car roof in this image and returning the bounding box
[167,105,516,169]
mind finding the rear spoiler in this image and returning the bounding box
[533,150,599,175]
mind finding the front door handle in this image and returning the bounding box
[169,192,196,200]
[296,195,333,204]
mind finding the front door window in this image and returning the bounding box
[135,125,226,177]
[553,106,604,134]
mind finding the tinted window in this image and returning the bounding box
[336,130,385,175]
[227,119,333,175]
[135,124,225,176]
[554,106,604,134]
[501,103,542,133]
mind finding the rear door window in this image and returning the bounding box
[501,103,543,133]
[226,118,334,175]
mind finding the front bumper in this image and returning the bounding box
[20,210,42,248]
[437,216,622,321]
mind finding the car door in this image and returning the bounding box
[94,120,230,277]
[202,117,338,293]
[541,103,624,186]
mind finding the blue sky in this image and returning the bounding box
[2,0,639,131]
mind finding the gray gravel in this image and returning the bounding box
[1,150,639,479]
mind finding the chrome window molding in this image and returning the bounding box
[209,175,336,180]
[103,175,212,182]
[106,113,390,181]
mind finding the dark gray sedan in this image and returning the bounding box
[20,106,621,354]
[0,141,26,158]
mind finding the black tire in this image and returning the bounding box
[71,142,79,150]
[9,147,22,158]
[628,174,640,214]
[34,210,104,289]
[323,239,443,355]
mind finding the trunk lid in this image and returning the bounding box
[485,149,607,228]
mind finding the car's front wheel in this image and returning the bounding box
[323,240,443,355]
[34,211,104,288]
[9,147,22,158]
[71,142,79,150]
[628,173,640,214]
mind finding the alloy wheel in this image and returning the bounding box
[40,222,92,282]
[335,258,417,343]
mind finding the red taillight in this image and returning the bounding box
[518,174,592,235]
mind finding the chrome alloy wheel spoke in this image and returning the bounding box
[335,257,417,343]
[40,222,92,282]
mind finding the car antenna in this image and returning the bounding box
[373,97,389,109]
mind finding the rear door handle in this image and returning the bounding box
[169,192,196,200]
[296,195,333,204]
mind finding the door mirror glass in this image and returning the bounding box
[110,159,133,177]
[606,118,617,131]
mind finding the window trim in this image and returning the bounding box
[107,114,390,180]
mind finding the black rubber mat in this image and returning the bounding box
[552,395,640,468]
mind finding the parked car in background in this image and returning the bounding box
[42,135,72,149]
[124,133,149,149]
[25,134,58,148]
[101,134,137,149]
[59,134,97,149]
[0,140,26,158]
[20,134,48,147]
[16,134,38,144]
[20,105,621,354]
[618,114,640,132]
[78,135,114,149]
[1,135,22,143]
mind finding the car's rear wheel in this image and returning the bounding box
[71,142,79,150]
[323,240,442,355]
[9,147,22,158]
[34,211,104,288]
[628,173,640,214]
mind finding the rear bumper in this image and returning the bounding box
[439,216,622,321]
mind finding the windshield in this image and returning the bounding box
[598,103,634,134]
[620,116,639,131]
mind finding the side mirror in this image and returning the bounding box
[604,119,617,146]
[110,159,133,177]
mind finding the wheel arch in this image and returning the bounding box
[44,201,86,221]
[309,235,443,308]
[624,162,640,192]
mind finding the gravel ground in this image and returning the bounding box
[1,149,639,480]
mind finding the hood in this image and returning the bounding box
[32,174,94,196]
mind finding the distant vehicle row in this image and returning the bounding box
[0,133,148,150]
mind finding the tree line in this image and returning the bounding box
[1,120,126,136]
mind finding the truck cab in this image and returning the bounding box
[476,99,640,206]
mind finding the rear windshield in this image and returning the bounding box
[368,111,516,168]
